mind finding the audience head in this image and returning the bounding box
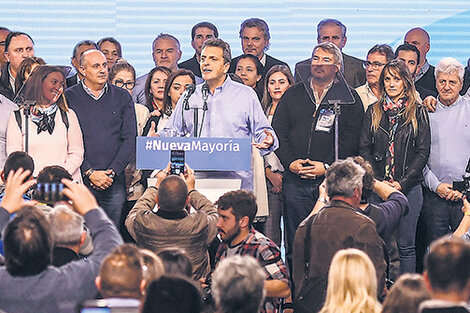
[144,66,172,109]
[261,64,294,112]
[404,27,430,66]
[37,165,72,184]
[395,43,421,77]
[109,58,136,95]
[162,69,195,116]
[97,37,122,69]
[381,273,431,313]
[152,33,181,71]
[142,275,203,313]
[212,255,266,313]
[47,205,85,251]
[311,42,341,84]
[2,151,34,182]
[96,244,145,300]
[216,190,257,243]
[424,237,470,299]
[317,18,347,50]
[0,27,10,67]
[4,205,52,276]
[140,249,165,285]
[364,44,394,86]
[71,40,98,73]
[319,248,381,313]
[235,54,264,89]
[239,18,270,59]
[325,158,365,205]
[191,22,218,56]
[435,57,464,106]
[201,38,231,85]
[79,49,108,87]
[156,175,189,212]
[4,31,35,76]
[157,247,192,277]
[14,56,46,94]
[23,65,68,110]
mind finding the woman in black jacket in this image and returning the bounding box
[359,59,430,274]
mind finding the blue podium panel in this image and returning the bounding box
[136,137,251,171]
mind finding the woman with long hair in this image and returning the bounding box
[7,65,84,182]
[235,54,264,101]
[359,59,430,273]
[319,248,382,313]
[260,65,294,247]
[14,56,46,96]
[142,66,172,135]
[159,69,195,131]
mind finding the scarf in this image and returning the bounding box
[31,104,58,134]
[382,94,407,180]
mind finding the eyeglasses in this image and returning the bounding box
[114,80,135,90]
[363,61,387,70]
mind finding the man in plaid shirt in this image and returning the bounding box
[213,190,291,313]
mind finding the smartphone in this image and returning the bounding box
[170,150,185,175]
[33,182,68,203]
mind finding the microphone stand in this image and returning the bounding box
[193,107,199,137]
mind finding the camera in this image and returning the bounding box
[453,158,470,199]
[33,182,68,204]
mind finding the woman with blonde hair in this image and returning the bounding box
[360,59,430,274]
[319,248,382,313]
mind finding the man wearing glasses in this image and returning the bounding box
[355,44,394,111]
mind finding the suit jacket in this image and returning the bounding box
[295,52,366,88]
[416,64,437,94]
[66,73,79,88]
[461,65,470,96]
[229,53,289,75]
[179,54,201,78]
[0,64,14,101]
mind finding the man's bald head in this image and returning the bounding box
[404,27,430,66]
[157,175,188,212]
[79,49,103,68]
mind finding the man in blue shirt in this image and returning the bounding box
[161,38,277,190]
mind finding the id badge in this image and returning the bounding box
[315,108,335,133]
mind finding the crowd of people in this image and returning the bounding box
[0,16,469,313]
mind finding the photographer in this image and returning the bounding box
[0,168,123,312]
[125,163,218,280]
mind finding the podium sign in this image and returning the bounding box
[136,137,251,171]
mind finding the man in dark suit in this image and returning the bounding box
[295,18,365,88]
[66,40,98,88]
[179,22,218,79]
[404,27,437,94]
[229,18,289,75]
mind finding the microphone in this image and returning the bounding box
[202,83,209,111]
[183,84,196,110]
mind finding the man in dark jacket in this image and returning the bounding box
[292,159,386,313]
[272,41,364,268]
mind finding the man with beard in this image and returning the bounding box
[273,42,364,269]
[213,190,291,313]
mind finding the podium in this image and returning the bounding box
[137,136,269,217]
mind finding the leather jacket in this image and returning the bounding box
[359,103,431,193]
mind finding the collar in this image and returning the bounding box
[81,80,108,100]
[328,199,358,211]
[415,60,430,82]
[154,208,188,220]
[228,227,255,249]
[259,53,267,67]
[210,74,231,94]
[437,95,462,109]
[310,78,334,104]
[8,65,15,93]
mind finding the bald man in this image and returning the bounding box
[404,27,437,93]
